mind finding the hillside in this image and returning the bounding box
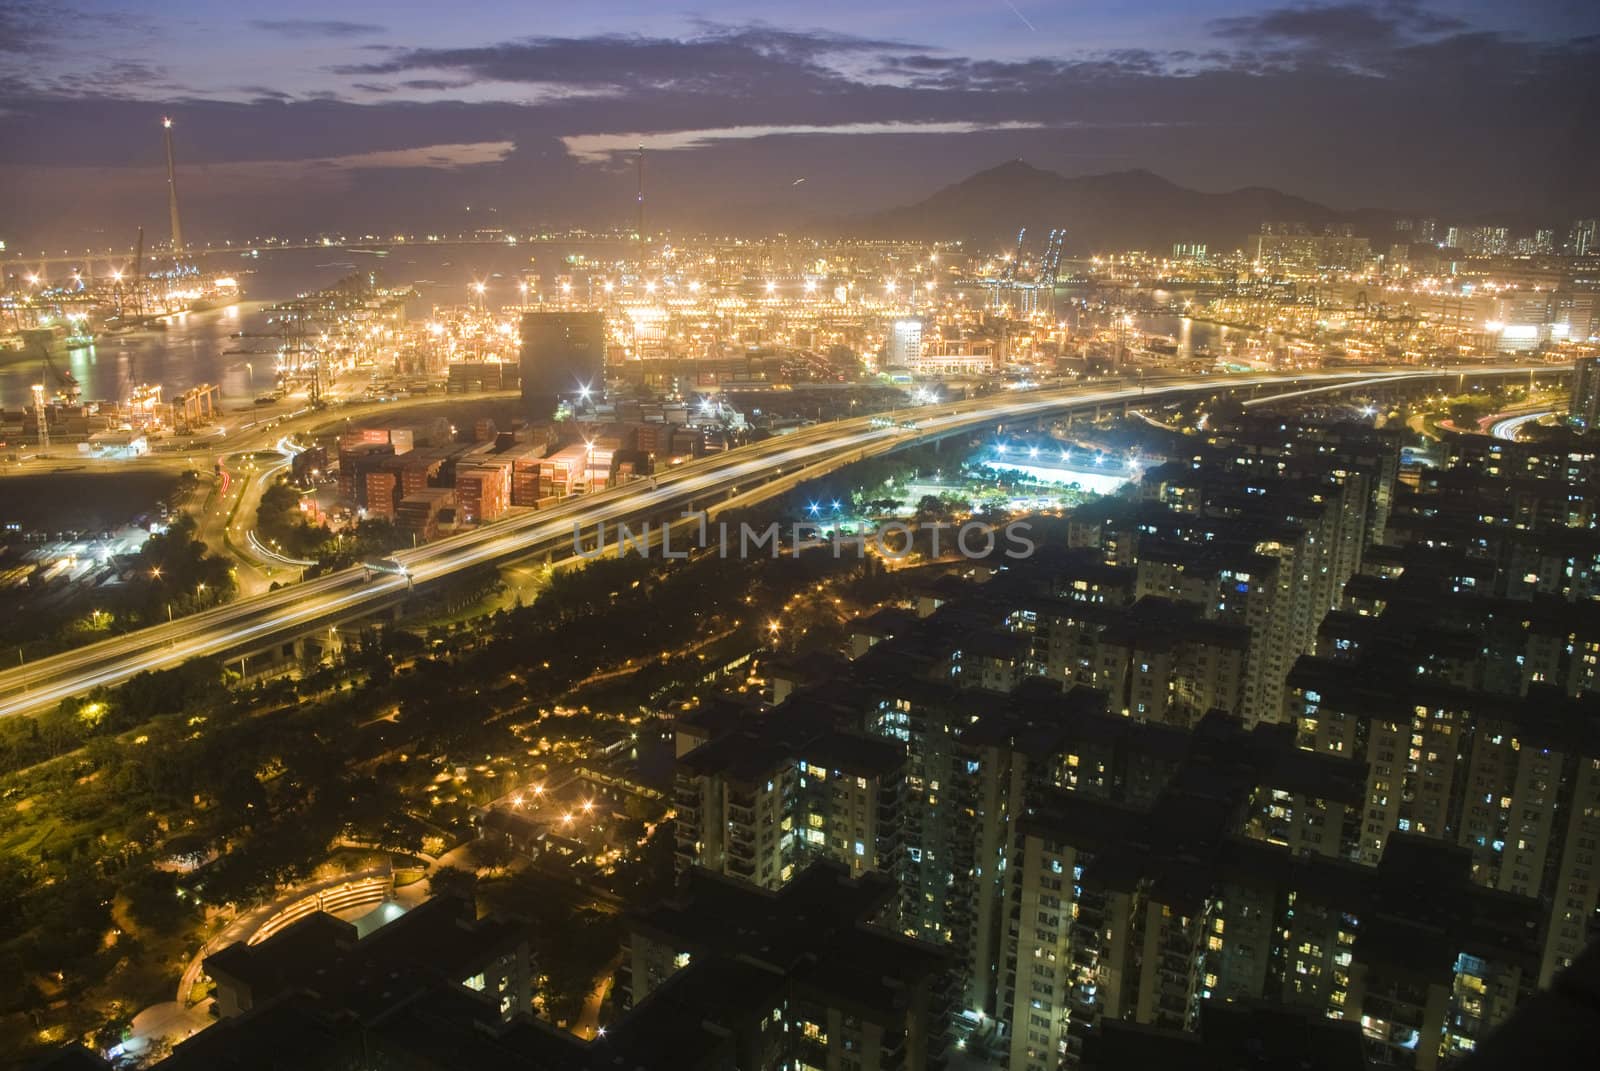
[847,160,1394,254]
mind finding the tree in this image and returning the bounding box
[915,495,954,523]
[123,867,198,936]
[429,866,478,901]
[133,515,236,623]
[470,838,515,872]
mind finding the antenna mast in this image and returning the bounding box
[635,146,645,241]
[162,117,185,256]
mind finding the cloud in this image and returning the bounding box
[305,140,514,170]
[335,24,918,95]
[250,19,385,40]
[0,1,58,54]
[563,120,1051,164]
[237,85,294,101]
[1,7,1597,247]
[397,78,477,91]
[1210,1,1466,51]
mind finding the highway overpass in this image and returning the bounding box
[0,365,1539,719]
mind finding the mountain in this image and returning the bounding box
[847,160,1396,254]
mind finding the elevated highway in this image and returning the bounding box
[0,365,1537,718]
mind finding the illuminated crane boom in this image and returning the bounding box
[1000,227,1027,283]
[1040,228,1066,287]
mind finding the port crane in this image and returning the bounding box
[980,226,1066,313]
[1039,228,1066,288]
[23,333,81,404]
[1001,227,1027,284]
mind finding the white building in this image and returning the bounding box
[884,318,923,368]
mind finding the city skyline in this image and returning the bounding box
[2,1,1598,248]
[6,6,1600,1069]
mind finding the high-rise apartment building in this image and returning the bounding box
[885,318,923,368]
[1572,355,1600,428]
[1569,218,1597,256]
[668,409,1599,1071]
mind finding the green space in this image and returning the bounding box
[0,483,902,1058]
[255,478,410,575]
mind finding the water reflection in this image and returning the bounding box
[2,242,630,408]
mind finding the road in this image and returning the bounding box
[1489,409,1556,442]
[0,367,1533,719]
[195,440,301,595]
[0,390,521,478]
[3,390,521,585]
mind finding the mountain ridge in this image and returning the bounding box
[841,160,1398,254]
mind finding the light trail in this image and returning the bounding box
[0,366,1540,718]
[246,529,315,568]
[1489,410,1554,442]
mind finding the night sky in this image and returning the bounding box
[2,1,1596,249]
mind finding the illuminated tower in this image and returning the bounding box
[31,384,48,448]
[162,117,185,255]
[635,146,645,241]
